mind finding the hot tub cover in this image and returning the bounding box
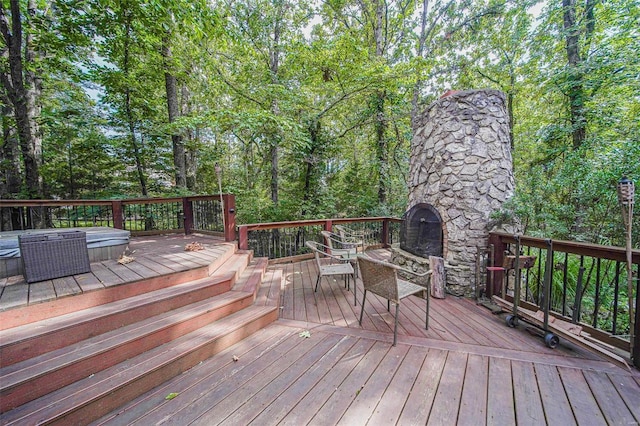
[0,227,130,258]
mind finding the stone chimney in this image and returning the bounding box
[407,89,515,296]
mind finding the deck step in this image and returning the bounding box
[0,243,240,331]
[0,272,234,367]
[0,288,257,412]
[0,306,278,426]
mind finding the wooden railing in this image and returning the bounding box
[488,232,640,367]
[237,217,401,261]
[0,195,237,241]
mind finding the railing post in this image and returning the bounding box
[382,218,390,248]
[487,233,505,297]
[324,220,332,232]
[182,197,193,235]
[112,200,123,229]
[222,194,236,242]
[634,263,640,368]
[238,225,248,250]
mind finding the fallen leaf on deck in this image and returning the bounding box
[165,393,179,400]
[185,242,204,251]
[299,330,311,338]
[118,255,135,264]
[233,355,239,362]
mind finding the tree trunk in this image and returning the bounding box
[562,0,586,150]
[268,0,284,205]
[181,84,197,191]
[122,10,147,196]
[0,0,43,202]
[162,35,186,189]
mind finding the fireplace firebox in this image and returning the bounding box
[400,203,443,258]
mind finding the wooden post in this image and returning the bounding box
[111,200,123,230]
[382,218,390,248]
[635,263,640,368]
[222,194,236,242]
[429,256,446,299]
[182,198,193,235]
[488,233,506,297]
[238,225,248,250]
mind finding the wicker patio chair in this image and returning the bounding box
[357,255,432,346]
[306,240,357,305]
[333,225,366,251]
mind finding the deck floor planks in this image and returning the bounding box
[307,340,391,426]
[132,256,175,275]
[511,360,546,425]
[486,356,516,425]
[582,369,637,425]
[457,354,489,426]
[278,337,377,426]
[115,325,297,426]
[302,261,321,325]
[305,260,335,325]
[533,363,576,426]
[396,347,447,425]
[134,326,307,426]
[52,276,82,298]
[100,260,144,283]
[609,373,640,423]
[89,262,125,286]
[216,333,349,426]
[189,332,333,425]
[292,259,308,322]
[0,279,28,310]
[558,366,607,425]
[247,335,358,426]
[280,263,295,320]
[428,350,468,426]
[27,280,56,304]
[74,271,106,292]
[337,343,411,425]
[367,345,429,425]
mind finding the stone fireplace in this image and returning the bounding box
[400,203,443,258]
[393,89,516,296]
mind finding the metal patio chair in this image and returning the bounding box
[357,255,432,346]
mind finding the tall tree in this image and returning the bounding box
[0,0,43,200]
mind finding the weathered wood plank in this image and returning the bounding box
[52,276,82,298]
[607,373,640,424]
[511,360,546,425]
[191,333,331,425]
[583,370,636,425]
[279,337,376,426]
[27,280,56,304]
[558,367,607,426]
[247,335,357,425]
[307,340,390,425]
[0,280,29,311]
[428,350,468,426]
[217,333,348,425]
[486,357,515,425]
[367,345,429,425]
[397,348,448,425]
[337,344,410,425]
[533,363,576,426]
[89,262,125,286]
[458,354,489,426]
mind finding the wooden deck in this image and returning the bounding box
[2,238,639,425]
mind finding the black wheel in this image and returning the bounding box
[506,315,517,328]
[544,333,559,349]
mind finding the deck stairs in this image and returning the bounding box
[0,244,280,425]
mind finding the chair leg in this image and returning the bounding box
[387,299,390,312]
[393,303,400,346]
[425,291,430,330]
[353,272,357,306]
[315,274,321,292]
[359,290,367,325]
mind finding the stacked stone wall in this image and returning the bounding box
[407,89,516,296]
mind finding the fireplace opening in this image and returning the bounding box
[400,203,443,258]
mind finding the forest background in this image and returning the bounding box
[1,0,638,248]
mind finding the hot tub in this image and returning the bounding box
[0,227,130,279]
